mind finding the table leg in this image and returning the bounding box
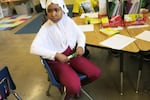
[136,54,143,93]
[120,52,124,95]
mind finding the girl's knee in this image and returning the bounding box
[67,81,81,94]
[89,67,101,80]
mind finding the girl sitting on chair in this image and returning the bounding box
[30,0,101,100]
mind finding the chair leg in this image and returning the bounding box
[46,82,65,97]
[11,90,22,100]
[46,82,52,96]
[81,88,94,100]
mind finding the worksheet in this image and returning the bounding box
[100,34,136,50]
[135,30,150,42]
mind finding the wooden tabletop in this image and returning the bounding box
[126,14,150,51]
[73,17,139,53]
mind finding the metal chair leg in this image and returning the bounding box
[12,91,22,100]
[46,83,51,96]
[81,88,94,100]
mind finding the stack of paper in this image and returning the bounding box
[80,12,98,18]
[78,24,94,32]
[100,28,120,36]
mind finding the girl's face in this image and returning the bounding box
[47,3,63,23]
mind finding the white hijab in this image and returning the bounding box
[40,0,68,14]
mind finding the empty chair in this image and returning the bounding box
[0,66,21,100]
[40,57,94,100]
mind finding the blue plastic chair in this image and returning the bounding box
[40,57,94,100]
[0,66,21,100]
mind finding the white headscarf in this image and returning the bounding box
[45,0,69,14]
[40,0,46,9]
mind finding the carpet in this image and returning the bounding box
[16,14,43,34]
[0,15,32,31]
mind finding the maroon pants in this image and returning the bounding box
[48,47,101,95]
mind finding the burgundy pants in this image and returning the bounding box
[48,46,101,95]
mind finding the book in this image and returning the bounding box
[128,0,140,14]
[124,0,133,14]
[100,28,120,36]
[112,0,120,16]
[84,16,101,24]
[124,14,146,26]
[109,0,116,17]
[99,0,107,16]
[101,16,110,27]
[109,15,123,27]
[109,0,121,17]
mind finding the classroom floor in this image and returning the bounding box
[0,13,150,100]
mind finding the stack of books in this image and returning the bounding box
[124,14,147,26]
[101,15,123,27]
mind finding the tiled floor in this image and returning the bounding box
[0,13,150,100]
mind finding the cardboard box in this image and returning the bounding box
[15,2,31,15]
[2,7,12,16]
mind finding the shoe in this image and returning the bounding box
[74,91,81,99]
[143,54,150,61]
[64,94,72,100]
[59,86,64,95]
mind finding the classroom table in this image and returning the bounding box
[126,13,150,93]
[73,16,139,95]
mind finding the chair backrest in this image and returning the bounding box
[0,66,16,99]
[0,66,22,100]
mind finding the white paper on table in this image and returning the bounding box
[100,34,136,50]
[78,24,94,32]
[127,24,149,29]
[80,12,98,18]
[135,30,150,42]
[110,26,124,30]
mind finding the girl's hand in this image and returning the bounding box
[55,53,69,63]
[76,47,84,56]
